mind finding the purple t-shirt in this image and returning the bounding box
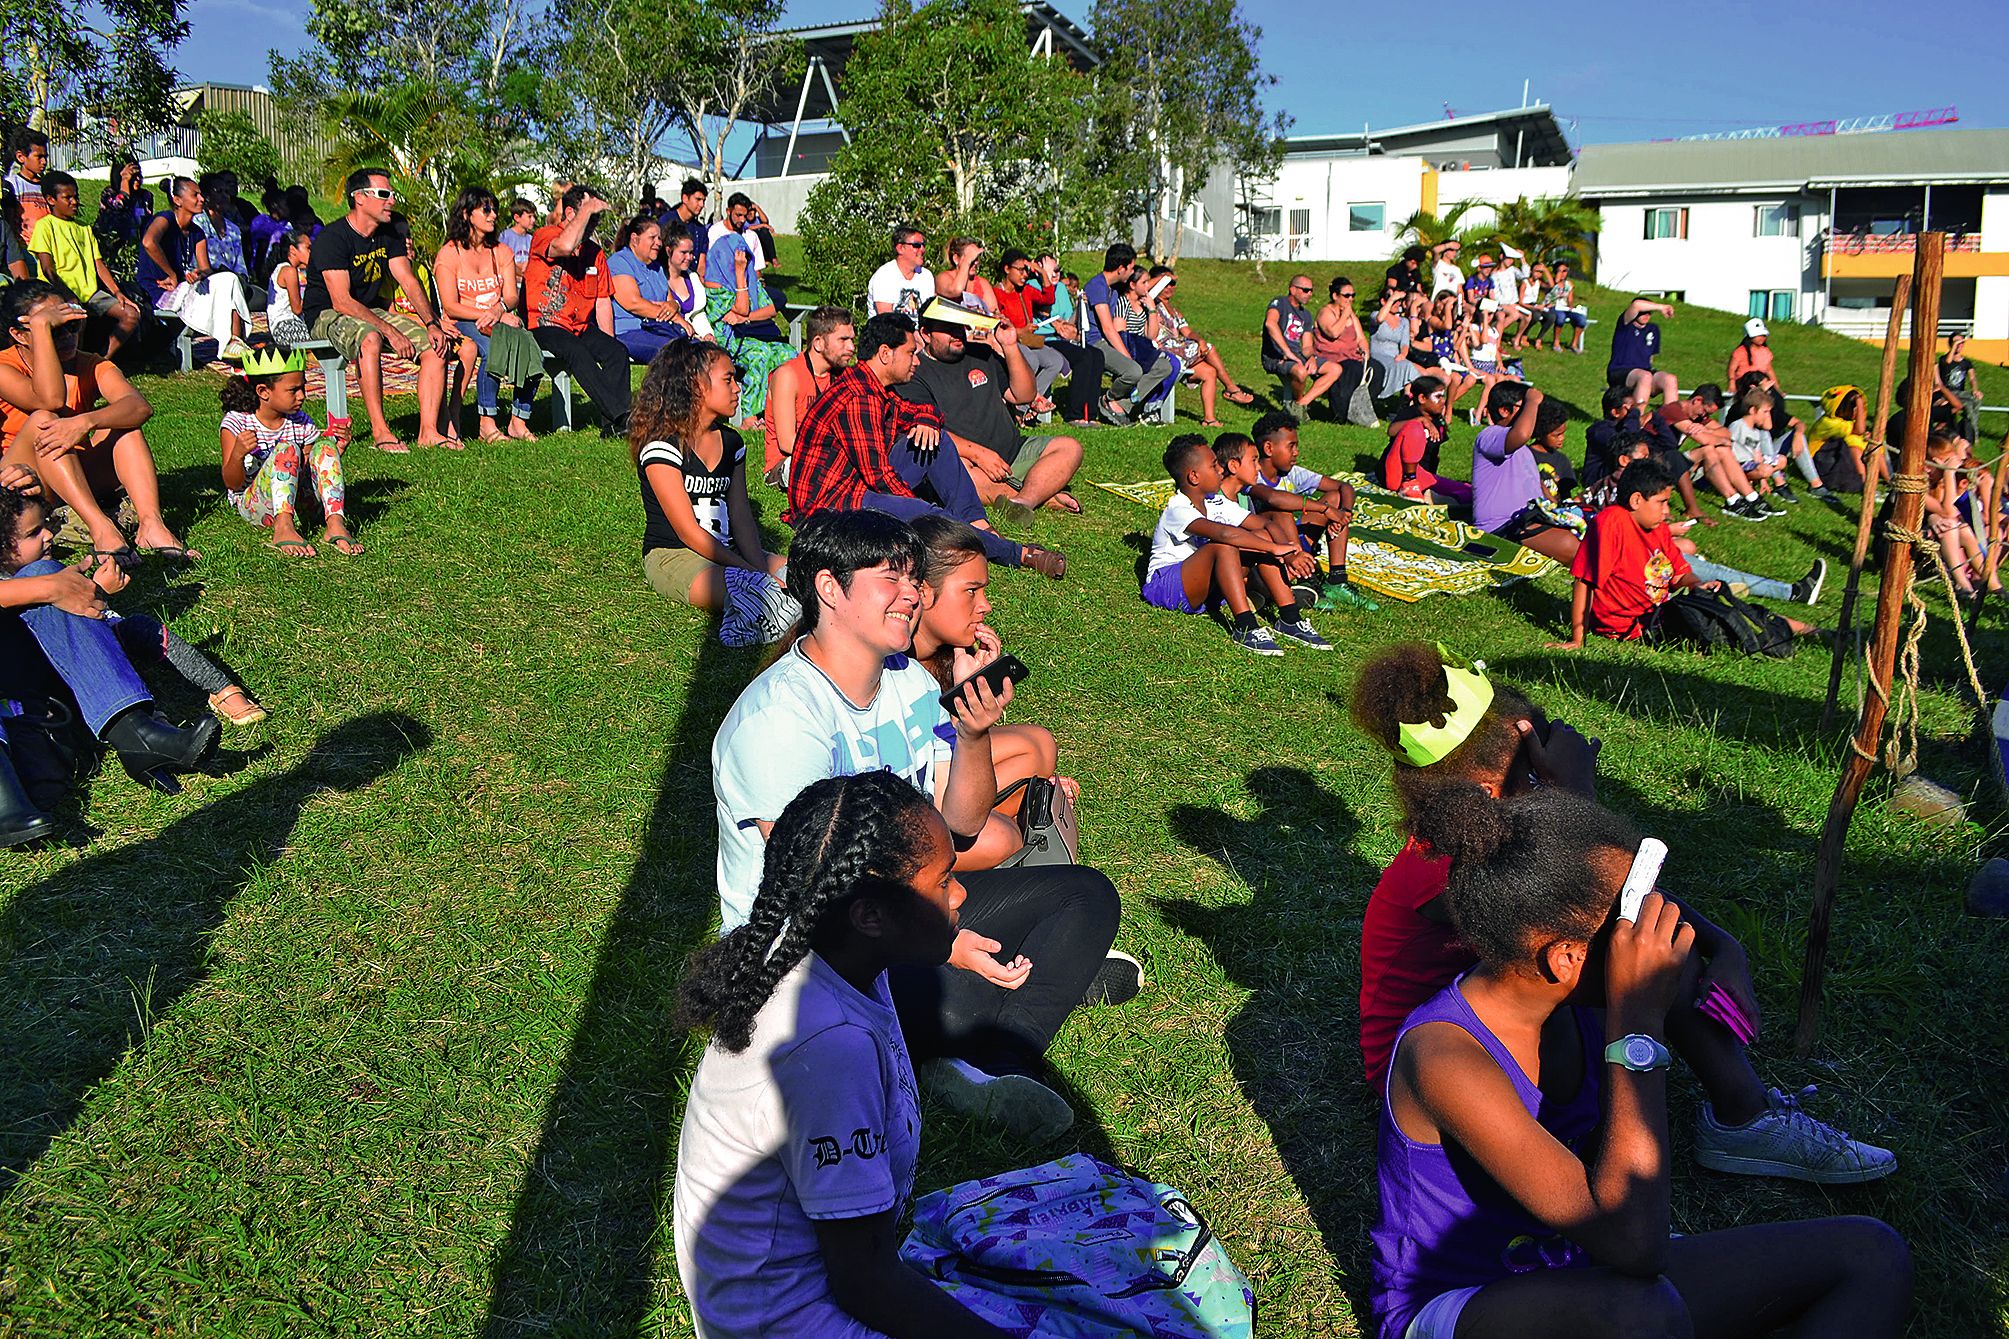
[1370,977,1602,1339]
[1083,273,1116,345]
[1472,423,1542,533]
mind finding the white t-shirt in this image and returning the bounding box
[1256,463,1326,497]
[1491,265,1522,305]
[674,952,920,1339]
[867,260,936,322]
[709,220,763,273]
[1729,418,1771,467]
[712,641,954,930]
[1431,258,1463,298]
[1146,490,1250,579]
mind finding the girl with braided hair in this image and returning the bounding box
[1371,779,1910,1339]
[1348,643,1893,1185]
[673,770,1018,1339]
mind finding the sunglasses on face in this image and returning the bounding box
[356,187,397,201]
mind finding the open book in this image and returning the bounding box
[918,297,1003,333]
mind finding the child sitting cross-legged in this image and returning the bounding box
[1550,457,1822,650]
[219,347,359,558]
[1142,433,1330,656]
[1237,411,1379,612]
[1472,384,1583,564]
[1365,749,1911,1338]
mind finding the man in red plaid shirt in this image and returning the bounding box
[785,313,1064,577]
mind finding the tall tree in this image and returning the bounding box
[320,84,491,249]
[0,0,187,144]
[534,0,687,208]
[798,0,1104,305]
[1088,0,1286,264]
[667,0,801,205]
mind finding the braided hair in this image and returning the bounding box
[677,771,939,1052]
[1411,783,1638,970]
[1350,641,1535,824]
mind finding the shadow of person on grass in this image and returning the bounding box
[1156,764,1385,1321]
[0,711,429,1200]
[483,631,767,1338]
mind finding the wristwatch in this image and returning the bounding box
[1603,1034,1672,1072]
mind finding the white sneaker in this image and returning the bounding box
[922,1059,1074,1140]
[1694,1086,1897,1184]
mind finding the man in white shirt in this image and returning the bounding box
[711,509,1134,1137]
[867,223,937,322]
[1430,240,1465,302]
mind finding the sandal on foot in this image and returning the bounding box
[208,686,268,725]
[371,438,410,454]
[479,428,509,444]
[1020,544,1067,580]
[269,537,315,558]
[325,533,365,556]
[137,544,199,563]
[1224,387,1256,405]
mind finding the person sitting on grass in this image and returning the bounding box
[1143,433,1329,657]
[710,509,1133,1139]
[0,281,196,561]
[1647,386,1776,522]
[784,313,1066,580]
[1382,375,1468,506]
[1730,371,1828,502]
[633,341,798,647]
[0,470,247,761]
[1607,297,1680,408]
[1215,432,1335,648]
[219,347,359,559]
[908,514,1092,872]
[1365,757,1910,1339]
[1240,411,1377,612]
[675,772,1050,1339]
[1808,385,1871,492]
[762,306,855,490]
[27,171,143,361]
[1549,458,1822,650]
[898,299,1084,518]
[1473,385,1582,564]
[1924,430,1997,601]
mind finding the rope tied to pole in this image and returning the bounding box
[1850,501,1991,777]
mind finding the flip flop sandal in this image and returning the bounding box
[1225,388,1256,404]
[208,686,268,725]
[479,428,509,443]
[325,533,365,556]
[137,544,199,563]
[372,438,411,454]
[269,537,315,557]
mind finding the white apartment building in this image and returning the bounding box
[1240,107,1572,263]
[1575,131,2009,363]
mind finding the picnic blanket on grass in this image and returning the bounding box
[1093,472,1556,603]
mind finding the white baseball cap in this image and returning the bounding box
[1744,318,1769,338]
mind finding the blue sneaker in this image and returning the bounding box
[1230,624,1284,657]
[1274,617,1333,651]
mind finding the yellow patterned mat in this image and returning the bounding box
[1093,472,1556,604]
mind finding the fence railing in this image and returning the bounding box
[1824,229,1984,257]
[49,127,201,173]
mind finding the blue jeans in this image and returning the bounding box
[616,323,683,365]
[3,560,151,736]
[454,320,540,419]
[1689,556,1790,602]
[861,435,1024,568]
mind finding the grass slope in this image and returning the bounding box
[0,247,2005,1337]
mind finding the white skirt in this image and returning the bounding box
[158,271,249,342]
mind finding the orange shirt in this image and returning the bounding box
[522,224,609,333]
[761,354,832,474]
[0,346,102,449]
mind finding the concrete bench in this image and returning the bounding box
[161,315,578,432]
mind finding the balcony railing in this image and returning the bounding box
[1820,313,1974,340]
[1825,230,1983,256]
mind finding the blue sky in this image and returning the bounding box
[182,0,2006,149]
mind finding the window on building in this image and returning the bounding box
[1251,207,1281,236]
[1644,207,1688,240]
[1748,289,1795,322]
[1348,202,1385,232]
[1289,207,1311,238]
[1753,204,1800,238]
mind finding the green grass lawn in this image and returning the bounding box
[1,246,2005,1337]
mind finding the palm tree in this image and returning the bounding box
[1490,195,1599,275]
[320,84,492,252]
[1393,199,1478,256]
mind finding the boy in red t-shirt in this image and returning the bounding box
[1552,456,1818,648]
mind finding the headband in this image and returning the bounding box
[1395,651,1495,767]
[239,346,307,377]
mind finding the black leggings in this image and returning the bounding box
[890,862,1120,1075]
[1324,358,1366,418]
[1045,339,1106,423]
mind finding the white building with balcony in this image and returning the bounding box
[1574,130,2009,363]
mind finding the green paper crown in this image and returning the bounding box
[1395,654,1495,767]
[240,346,308,377]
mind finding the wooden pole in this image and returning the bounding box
[1820,273,1913,732]
[1795,234,1943,1057]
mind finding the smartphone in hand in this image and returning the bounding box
[940,653,1030,710]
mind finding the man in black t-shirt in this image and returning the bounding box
[1384,245,1425,297]
[897,301,1084,517]
[1938,332,1982,443]
[300,167,451,450]
[1261,275,1342,421]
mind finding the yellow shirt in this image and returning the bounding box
[27,213,103,299]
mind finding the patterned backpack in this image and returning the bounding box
[899,1154,1255,1337]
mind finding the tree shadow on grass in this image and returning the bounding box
[483,631,766,1338]
[1155,765,1384,1324]
[0,711,429,1199]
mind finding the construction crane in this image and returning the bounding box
[1669,107,1957,142]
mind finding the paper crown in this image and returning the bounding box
[1394,650,1495,767]
[239,346,307,377]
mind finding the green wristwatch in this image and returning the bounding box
[1604,1034,1672,1072]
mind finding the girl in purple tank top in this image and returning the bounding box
[1372,783,1912,1339]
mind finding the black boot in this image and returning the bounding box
[102,706,219,786]
[0,742,55,847]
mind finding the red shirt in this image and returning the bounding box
[994,285,1037,329]
[523,224,609,332]
[784,364,944,525]
[1570,504,1691,641]
[1359,839,1476,1093]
